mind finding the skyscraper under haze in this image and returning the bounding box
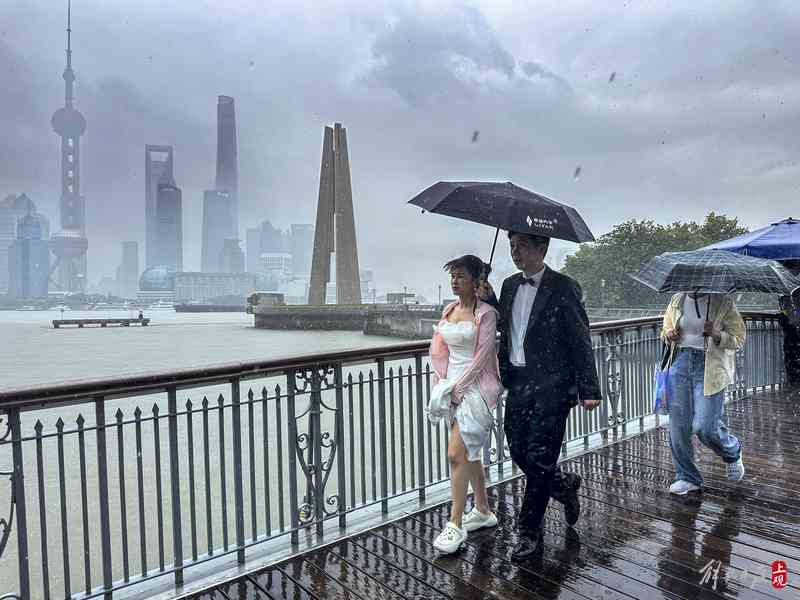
[145,144,174,268]
[154,182,182,272]
[216,95,239,239]
[201,190,235,273]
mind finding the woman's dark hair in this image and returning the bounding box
[443,254,490,281]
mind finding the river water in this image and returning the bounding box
[1,309,426,598]
[0,309,398,390]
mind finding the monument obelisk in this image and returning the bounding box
[308,123,361,304]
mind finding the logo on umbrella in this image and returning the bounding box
[527,215,533,227]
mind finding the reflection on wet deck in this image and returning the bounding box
[191,390,799,599]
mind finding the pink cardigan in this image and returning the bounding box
[429,300,504,409]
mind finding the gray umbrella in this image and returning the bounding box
[629,249,800,294]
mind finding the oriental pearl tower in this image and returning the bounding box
[50,0,88,293]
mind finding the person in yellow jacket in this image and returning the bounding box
[661,291,746,495]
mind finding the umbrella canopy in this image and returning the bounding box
[629,249,800,294]
[408,181,595,243]
[701,217,800,260]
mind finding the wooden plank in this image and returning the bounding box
[248,568,315,600]
[329,539,449,600]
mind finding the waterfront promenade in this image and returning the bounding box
[0,312,790,599]
[191,389,799,600]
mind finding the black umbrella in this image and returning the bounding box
[629,249,800,295]
[408,181,595,262]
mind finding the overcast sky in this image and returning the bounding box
[2,0,799,298]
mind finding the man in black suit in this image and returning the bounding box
[480,231,601,560]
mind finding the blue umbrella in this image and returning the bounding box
[701,217,800,260]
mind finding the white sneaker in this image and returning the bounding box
[461,507,498,533]
[727,455,745,482]
[669,480,701,495]
[433,521,467,554]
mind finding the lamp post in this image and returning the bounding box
[438,284,442,307]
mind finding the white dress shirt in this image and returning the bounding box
[510,267,545,367]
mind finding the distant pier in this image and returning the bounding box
[52,317,150,328]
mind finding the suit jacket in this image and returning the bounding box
[489,266,601,408]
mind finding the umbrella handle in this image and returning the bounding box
[488,227,500,265]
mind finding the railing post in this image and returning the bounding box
[167,386,184,584]
[414,355,426,503]
[377,358,389,515]
[7,408,30,600]
[309,367,324,538]
[95,398,114,598]
[286,370,300,546]
[230,377,246,564]
[334,364,347,530]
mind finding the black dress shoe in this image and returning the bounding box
[563,476,581,527]
[511,531,543,561]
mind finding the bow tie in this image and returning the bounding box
[521,277,538,287]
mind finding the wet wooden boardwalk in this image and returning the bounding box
[192,390,800,599]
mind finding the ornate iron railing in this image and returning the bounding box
[0,313,785,600]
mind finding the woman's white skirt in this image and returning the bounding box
[427,379,494,462]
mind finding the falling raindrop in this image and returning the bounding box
[608,72,616,83]
[471,130,480,143]
[249,60,256,69]
[573,166,582,180]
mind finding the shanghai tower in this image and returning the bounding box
[49,0,88,292]
[215,95,239,239]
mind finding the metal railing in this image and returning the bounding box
[0,312,785,600]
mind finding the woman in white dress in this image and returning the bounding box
[428,255,504,554]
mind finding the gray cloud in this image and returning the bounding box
[2,0,800,300]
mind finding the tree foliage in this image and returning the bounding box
[561,213,748,307]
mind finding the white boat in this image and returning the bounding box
[146,300,175,311]
[52,304,71,312]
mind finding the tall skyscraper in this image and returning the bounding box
[219,239,245,274]
[154,183,182,272]
[145,144,174,268]
[290,224,313,279]
[216,95,239,239]
[49,1,88,293]
[1,194,37,293]
[245,227,260,274]
[309,123,361,304]
[115,241,139,298]
[9,212,50,299]
[201,190,234,273]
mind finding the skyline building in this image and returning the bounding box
[220,238,245,274]
[8,212,50,299]
[308,123,361,304]
[49,1,88,293]
[115,240,139,298]
[245,227,260,274]
[145,144,174,269]
[1,194,45,294]
[201,189,235,273]
[216,95,239,239]
[290,223,313,279]
[154,182,182,271]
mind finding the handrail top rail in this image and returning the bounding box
[0,311,780,410]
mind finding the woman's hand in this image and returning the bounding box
[703,321,722,345]
[664,327,681,343]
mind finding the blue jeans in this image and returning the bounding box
[667,348,742,486]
